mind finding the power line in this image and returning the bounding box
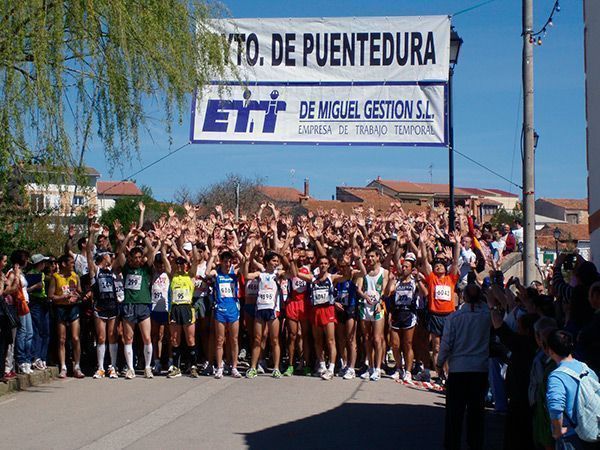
[79,141,192,210]
[453,148,522,189]
[452,0,496,17]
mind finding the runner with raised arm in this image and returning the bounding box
[86,221,120,379]
[114,225,158,379]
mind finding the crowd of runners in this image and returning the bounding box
[0,200,599,449]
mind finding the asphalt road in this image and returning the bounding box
[0,372,504,449]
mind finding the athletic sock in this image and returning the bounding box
[188,346,197,368]
[172,346,181,369]
[97,344,106,371]
[143,344,153,369]
[109,344,118,368]
[124,344,134,370]
[328,363,335,373]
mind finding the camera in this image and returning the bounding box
[563,253,577,271]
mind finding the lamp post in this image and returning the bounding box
[448,27,463,232]
[553,227,561,258]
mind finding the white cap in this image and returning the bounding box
[404,252,417,263]
[182,242,193,252]
[31,254,49,265]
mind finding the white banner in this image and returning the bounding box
[191,82,446,145]
[192,16,450,146]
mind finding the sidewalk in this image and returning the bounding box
[0,367,59,397]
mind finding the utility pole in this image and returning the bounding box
[522,0,536,284]
[235,181,240,221]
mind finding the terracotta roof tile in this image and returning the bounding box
[257,186,304,203]
[97,181,143,197]
[541,198,588,211]
[373,179,513,197]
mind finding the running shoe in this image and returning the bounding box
[338,366,348,378]
[402,371,414,385]
[153,361,162,375]
[283,365,294,377]
[108,365,118,379]
[342,368,356,380]
[41,361,48,369]
[58,368,67,379]
[18,363,29,375]
[214,367,224,379]
[414,369,431,383]
[370,368,381,382]
[125,368,136,380]
[231,367,242,378]
[4,371,16,380]
[360,368,372,380]
[386,350,395,365]
[189,366,199,378]
[321,370,333,381]
[74,367,85,379]
[93,369,105,379]
[202,364,215,376]
[32,359,45,371]
[144,367,154,379]
[167,366,181,378]
[246,367,258,379]
[391,369,402,381]
[317,365,326,376]
[257,363,266,374]
[302,367,312,377]
[272,369,282,379]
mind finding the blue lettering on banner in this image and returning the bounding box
[202,89,287,133]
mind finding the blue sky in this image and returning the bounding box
[85,0,587,202]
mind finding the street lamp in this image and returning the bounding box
[553,227,561,257]
[448,27,463,231]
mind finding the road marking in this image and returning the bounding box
[80,379,233,449]
[0,397,16,406]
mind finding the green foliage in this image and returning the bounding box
[0,211,70,258]
[99,193,183,232]
[0,0,231,187]
[489,207,523,228]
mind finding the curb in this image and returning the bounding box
[0,367,59,397]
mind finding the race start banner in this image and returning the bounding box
[191,16,450,146]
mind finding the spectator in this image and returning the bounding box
[546,329,599,450]
[513,219,524,251]
[488,284,539,450]
[502,224,516,255]
[28,254,51,370]
[438,283,491,450]
[529,317,558,450]
[576,281,600,376]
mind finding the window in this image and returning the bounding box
[482,205,498,216]
[73,195,84,206]
[30,194,45,213]
[566,213,578,224]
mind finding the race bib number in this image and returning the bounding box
[292,278,306,292]
[313,288,330,306]
[172,288,190,304]
[152,290,163,301]
[125,274,142,291]
[257,290,276,309]
[339,292,349,306]
[434,285,452,302]
[219,283,234,298]
[99,278,114,294]
[115,281,125,303]
[365,290,380,306]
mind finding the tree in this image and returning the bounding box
[489,207,523,228]
[99,192,183,232]
[0,1,231,191]
[196,174,264,214]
